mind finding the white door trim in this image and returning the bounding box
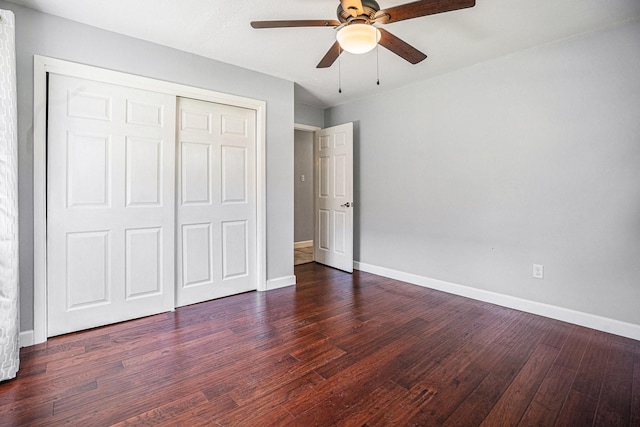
[294,123,321,132]
[33,55,267,344]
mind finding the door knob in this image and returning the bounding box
[340,202,353,208]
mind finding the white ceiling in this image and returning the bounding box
[8,0,640,108]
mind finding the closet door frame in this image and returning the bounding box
[32,55,267,345]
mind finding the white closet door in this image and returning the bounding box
[176,97,257,306]
[47,74,176,336]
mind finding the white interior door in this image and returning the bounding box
[47,74,176,336]
[314,122,354,273]
[176,97,257,307]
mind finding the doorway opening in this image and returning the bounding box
[293,122,354,273]
[294,125,318,265]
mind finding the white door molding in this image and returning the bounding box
[33,55,267,344]
[294,123,321,132]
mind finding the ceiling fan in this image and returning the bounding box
[251,0,476,68]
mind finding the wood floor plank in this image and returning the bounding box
[281,331,425,419]
[479,343,560,426]
[593,340,635,426]
[390,309,487,389]
[538,321,572,349]
[518,363,576,426]
[442,319,544,427]
[338,380,410,427]
[48,349,242,423]
[555,389,598,426]
[406,316,517,425]
[227,344,344,405]
[362,382,438,426]
[553,325,592,370]
[17,344,87,370]
[572,331,611,399]
[314,317,434,380]
[2,263,637,426]
[154,393,239,427]
[631,343,640,426]
[214,371,324,426]
[110,392,209,426]
[49,366,238,426]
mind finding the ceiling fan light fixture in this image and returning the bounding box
[336,23,380,54]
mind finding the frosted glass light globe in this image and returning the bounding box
[336,24,381,54]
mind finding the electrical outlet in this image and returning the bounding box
[533,264,544,279]
[300,174,305,182]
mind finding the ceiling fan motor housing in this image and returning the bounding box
[337,0,381,23]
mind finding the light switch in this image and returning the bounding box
[300,174,305,182]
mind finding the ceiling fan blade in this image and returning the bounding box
[251,20,340,29]
[375,0,475,24]
[340,0,364,17]
[378,28,427,64]
[317,41,342,68]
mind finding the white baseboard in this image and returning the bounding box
[354,261,640,341]
[19,330,34,348]
[265,275,297,291]
[294,240,313,249]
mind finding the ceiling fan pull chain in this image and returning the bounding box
[376,43,380,86]
[338,46,343,93]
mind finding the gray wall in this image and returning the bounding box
[294,130,314,242]
[293,101,323,243]
[325,19,640,327]
[1,1,295,332]
[294,102,324,128]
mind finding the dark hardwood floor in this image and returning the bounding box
[2,263,639,426]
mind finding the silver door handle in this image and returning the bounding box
[340,202,353,208]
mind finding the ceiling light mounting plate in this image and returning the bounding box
[338,0,381,23]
